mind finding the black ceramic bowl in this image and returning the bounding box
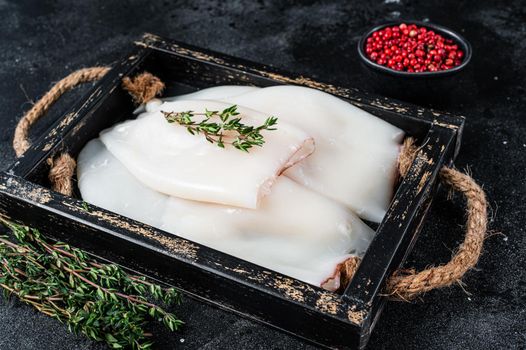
[357,21,472,106]
[358,21,472,78]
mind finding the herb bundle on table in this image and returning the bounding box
[0,218,182,349]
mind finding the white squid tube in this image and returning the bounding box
[77,139,375,290]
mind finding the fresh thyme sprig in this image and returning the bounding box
[0,218,182,350]
[163,105,278,152]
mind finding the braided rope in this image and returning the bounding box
[13,67,110,157]
[339,138,487,300]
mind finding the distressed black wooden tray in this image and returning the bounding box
[0,34,464,349]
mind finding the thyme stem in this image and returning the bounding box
[163,105,278,152]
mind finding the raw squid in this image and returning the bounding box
[100,100,315,209]
[77,139,375,290]
[77,84,406,290]
[217,86,404,222]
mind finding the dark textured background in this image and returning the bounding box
[1,0,525,349]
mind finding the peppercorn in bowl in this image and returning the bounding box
[358,21,472,77]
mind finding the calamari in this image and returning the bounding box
[77,139,375,290]
[100,100,314,208]
[220,86,405,222]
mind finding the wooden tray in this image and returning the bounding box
[0,33,464,349]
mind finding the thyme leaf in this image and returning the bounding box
[81,201,90,212]
[163,105,278,152]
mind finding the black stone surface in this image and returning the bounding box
[0,0,525,349]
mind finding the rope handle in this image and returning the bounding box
[340,139,487,300]
[13,67,111,157]
[387,139,487,300]
[13,67,164,195]
[13,68,487,301]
